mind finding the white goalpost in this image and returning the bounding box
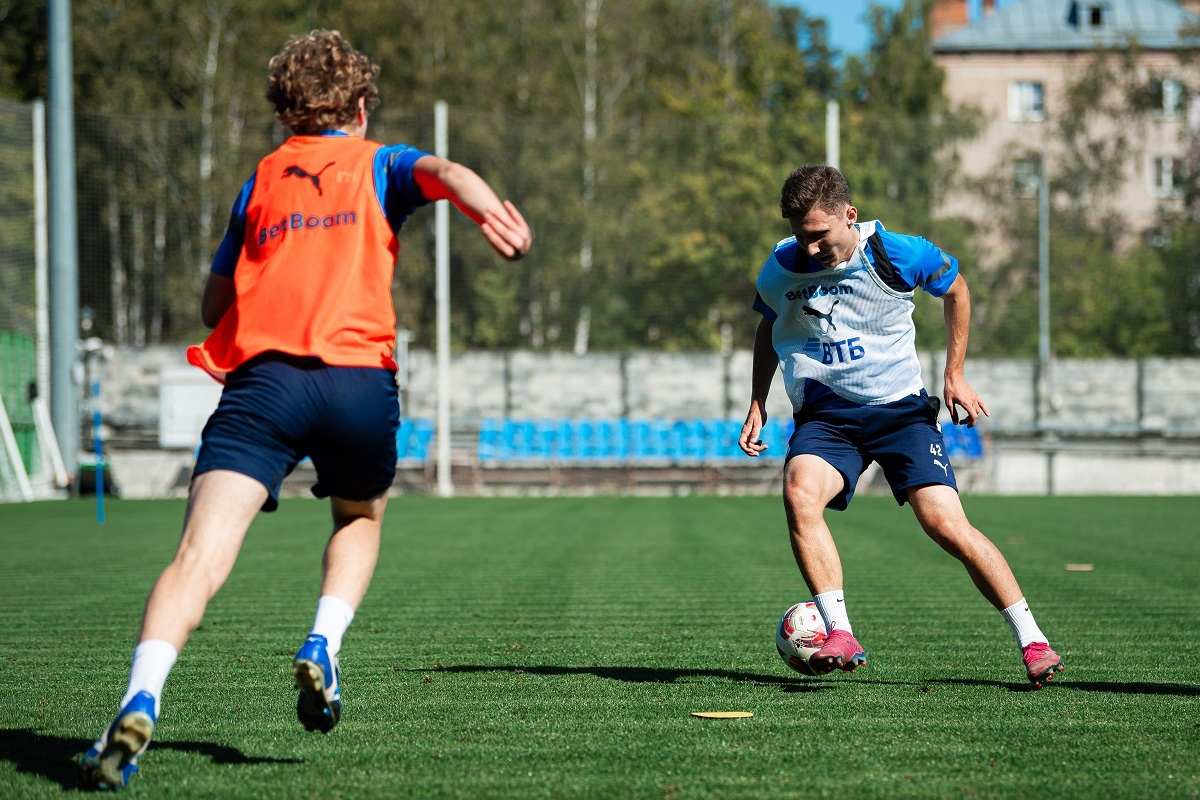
[0,98,68,504]
[0,389,34,502]
[0,388,68,503]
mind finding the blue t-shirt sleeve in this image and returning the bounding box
[374,144,433,232]
[752,293,778,323]
[877,229,959,297]
[211,174,256,278]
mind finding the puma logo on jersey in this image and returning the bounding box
[282,162,335,195]
[802,299,839,331]
[933,459,949,475]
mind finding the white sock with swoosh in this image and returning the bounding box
[814,590,852,635]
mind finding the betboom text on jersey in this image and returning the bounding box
[785,284,854,302]
[258,210,358,246]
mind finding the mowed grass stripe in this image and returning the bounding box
[0,495,1197,799]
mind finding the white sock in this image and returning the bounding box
[311,595,356,657]
[1001,597,1047,648]
[121,639,178,718]
[813,590,852,635]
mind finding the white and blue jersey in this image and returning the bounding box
[210,131,430,278]
[753,220,958,411]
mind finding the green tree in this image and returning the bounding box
[964,42,1197,357]
[837,0,980,352]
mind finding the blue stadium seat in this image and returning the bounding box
[675,418,705,460]
[397,418,435,462]
[713,418,742,460]
[649,419,671,459]
[396,418,415,460]
[942,424,985,460]
[576,419,598,459]
[411,420,434,461]
[631,419,652,459]
[555,419,574,461]
[515,420,537,460]
[534,418,557,459]
[477,418,500,463]
[472,416,815,465]
[612,418,630,460]
[964,427,985,458]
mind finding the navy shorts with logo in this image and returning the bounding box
[786,391,957,511]
[194,353,399,512]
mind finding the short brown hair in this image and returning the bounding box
[266,30,380,135]
[780,165,852,218]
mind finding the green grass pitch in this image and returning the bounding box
[1,494,1197,798]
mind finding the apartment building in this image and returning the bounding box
[932,0,1200,238]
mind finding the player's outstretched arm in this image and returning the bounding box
[739,317,778,457]
[413,155,532,261]
[941,274,990,427]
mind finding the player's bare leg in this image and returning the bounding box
[782,455,845,594]
[293,491,388,733]
[83,470,266,789]
[782,455,865,673]
[139,470,267,649]
[908,483,1063,686]
[907,484,1020,610]
[320,492,388,606]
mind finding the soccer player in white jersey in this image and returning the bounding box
[738,165,1064,687]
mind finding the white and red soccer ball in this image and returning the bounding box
[775,600,828,676]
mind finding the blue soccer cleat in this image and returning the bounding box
[293,634,341,733]
[80,690,157,791]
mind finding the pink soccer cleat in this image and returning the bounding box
[1022,641,1064,687]
[809,629,866,674]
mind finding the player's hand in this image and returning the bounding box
[481,200,532,261]
[944,373,989,427]
[739,404,769,457]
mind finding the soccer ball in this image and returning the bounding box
[775,600,828,676]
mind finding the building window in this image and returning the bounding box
[1150,78,1185,118]
[1067,2,1109,30]
[1013,157,1043,198]
[1009,82,1045,122]
[1152,157,1184,197]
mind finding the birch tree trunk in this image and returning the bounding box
[106,160,128,346]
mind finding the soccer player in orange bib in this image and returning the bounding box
[82,30,531,790]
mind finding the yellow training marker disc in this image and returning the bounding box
[691,711,753,719]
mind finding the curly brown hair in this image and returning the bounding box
[780,165,852,219]
[266,30,381,135]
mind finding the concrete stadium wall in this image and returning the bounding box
[96,347,1200,498]
[102,346,1200,435]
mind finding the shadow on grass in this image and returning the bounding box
[0,728,301,791]
[420,663,837,690]
[424,668,1198,698]
[929,678,1200,696]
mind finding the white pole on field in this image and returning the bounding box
[826,100,840,170]
[434,100,454,498]
[48,0,81,478]
[33,100,51,407]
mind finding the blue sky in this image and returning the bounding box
[783,0,1014,57]
[784,0,903,56]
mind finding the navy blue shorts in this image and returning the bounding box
[194,353,399,512]
[786,391,957,511]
